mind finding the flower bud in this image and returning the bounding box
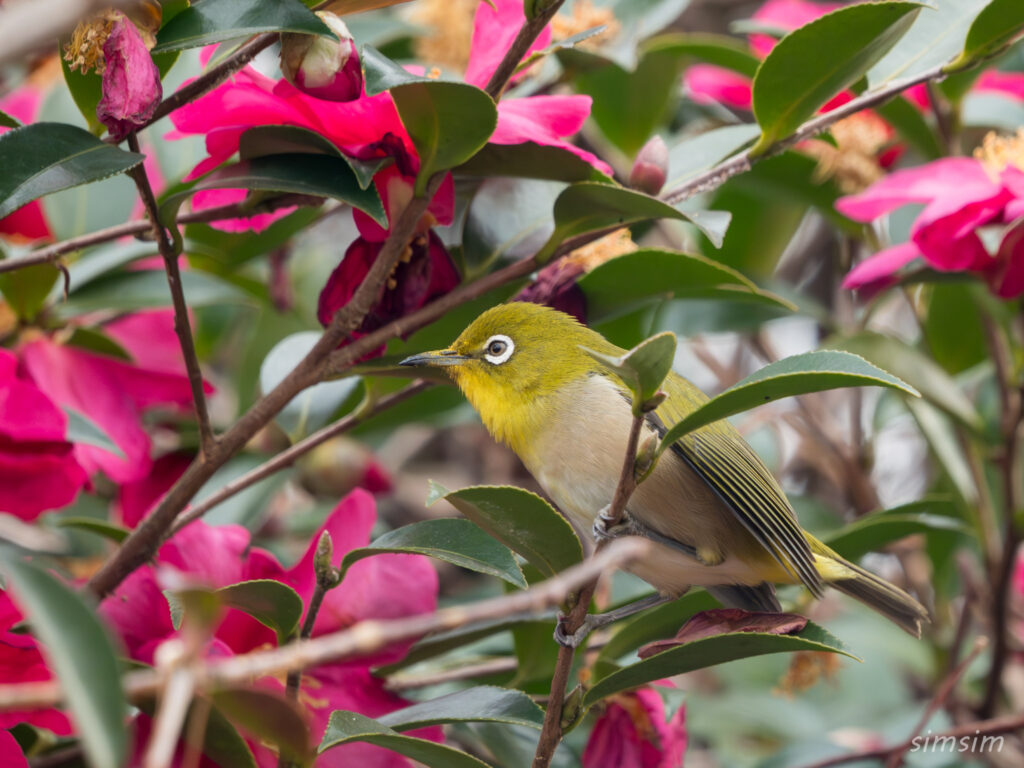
[96,15,162,140]
[280,12,362,103]
[628,135,668,195]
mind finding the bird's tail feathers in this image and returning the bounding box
[817,553,929,637]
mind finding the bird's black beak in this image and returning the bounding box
[399,349,469,367]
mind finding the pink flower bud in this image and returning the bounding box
[629,135,669,195]
[280,12,362,103]
[96,16,162,141]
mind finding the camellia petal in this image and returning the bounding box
[748,0,844,57]
[683,64,753,109]
[493,96,613,176]
[841,241,920,290]
[97,15,162,141]
[582,688,686,768]
[464,0,551,89]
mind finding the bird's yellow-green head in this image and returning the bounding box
[400,302,616,448]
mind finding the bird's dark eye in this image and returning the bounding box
[483,334,515,364]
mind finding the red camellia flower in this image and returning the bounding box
[0,730,30,768]
[100,490,440,766]
[0,349,87,520]
[97,14,162,141]
[582,687,687,768]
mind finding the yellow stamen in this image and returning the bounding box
[407,0,481,74]
[974,128,1024,179]
[803,112,891,194]
[775,650,841,697]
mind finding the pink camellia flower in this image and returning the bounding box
[100,489,440,766]
[0,85,53,243]
[683,0,843,110]
[0,730,30,768]
[280,11,362,103]
[18,309,207,484]
[582,687,687,768]
[837,136,1024,297]
[0,590,72,735]
[97,15,162,141]
[0,349,87,520]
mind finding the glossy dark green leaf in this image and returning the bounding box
[63,405,125,457]
[825,332,983,431]
[379,686,545,731]
[391,82,497,195]
[211,687,310,761]
[657,351,919,454]
[237,125,386,189]
[217,580,304,643]
[0,260,58,321]
[584,331,676,413]
[583,622,854,707]
[0,108,19,128]
[320,712,491,768]
[948,0,1024,70]
[60,52,104,135]
[58,269,249,317]
[362,44,445,95]
[153,0,331,52]
[456,142,609,183]
[665,124,761,192]
[578,248,794,324]
[869,0,988,86]
[649,32,761,77]
[0,122,143,219]
[537,183,690,263]
[342,518,527,588]
[824,500,968,561]
[750,2,922,154]
[924,282,988,373]
[55,517,130,543]
[427,482,583,578]
[135,695,259,768]
[3,558,127,768]
[159,153,384,250]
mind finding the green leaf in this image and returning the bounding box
[237,125,386,189]
[153,0,332,52]
[665,124,761,191]
[868,0,989,87]
[427,482,583,578]
[63,405,125,457]
[54,517,130,543]
[391,81,497,196]
[537,183,691,263]
[58,269,249,318]
[378,686,545,731]
[320,712,491,768]
[211,687,310,761]
[60,51,104,135]
[578,248,795,324]
[874,96,944,160]
[66,326,132,360]
[159,153,385,251]
[216,580,304,643]
[657,350,919,454]
[750,2,923,154]
[825,332,984,431]
[456,142,609,183]
[824,500,969,561]
[0,108,19,128]
[0,122,144,219]
[648,32,761,77]
[0,260,59,321]
[584,331,677,414]
[924,283,988,373]
[3,557,127,768]
[583,621,855,707]
[342,518,527,589]
[135,696,258,768]
[948,0,1024,70]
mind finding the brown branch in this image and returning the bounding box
[661,62,952,205]
[385,657,519,692]
[532,411,647,768]
[484,0,567,99]
[3,539,648,711]
[126,134,215,457]
[169,381,431,536]
[0,197,317,277]
[798,714,1024,768]
[85,175,443,599]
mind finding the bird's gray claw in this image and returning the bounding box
[554,613,594,649]
[593,507,632,544]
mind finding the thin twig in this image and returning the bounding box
[86,175,444,599]
[532,411,647,768]
[385,657,519,692]
[797,714,1024,768]
[484,0,567,99]
[0,196,320,277]
[126,134,215,457]
[2,539,648,711]
[169,381,431,536]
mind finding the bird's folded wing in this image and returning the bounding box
[655,374,824,596]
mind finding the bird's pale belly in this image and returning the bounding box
[520,376,780,595]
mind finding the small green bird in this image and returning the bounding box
[401,302,928,639]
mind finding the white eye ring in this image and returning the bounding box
[483,334,514,365]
